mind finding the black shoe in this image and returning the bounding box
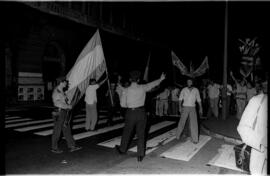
[137,156,144,162]
[115,145,126,155]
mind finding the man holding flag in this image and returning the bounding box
[50,29,110,151]
[51,78,82,153]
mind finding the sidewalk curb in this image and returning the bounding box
[200,124,242,145]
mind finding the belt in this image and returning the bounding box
[236,97,246,100]
[127,106,144,110]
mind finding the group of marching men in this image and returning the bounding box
[50,70,267,174]
[152,71,264,121]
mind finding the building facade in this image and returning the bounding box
[4,2,158,105]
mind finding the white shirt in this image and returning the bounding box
[207,83,220,98]
[236,83,247,99]
[247,88,257,101]
[85,84,99,104]
[158,88,170,100]
[171,88,180,101]
[179,87,201,107]
[237,93,267,151]
[226,84,233,96]
[122,79,162,108]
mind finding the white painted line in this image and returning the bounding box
[34,116,122,136]
[207,144,243,172]
[160,135,211,161]
[74,114,107,119]
[5,116,22,120]
[13,116,87,132]
[5,118,32,123]
[98,121,175,148]
[129,128,176,155]
[5,119,53,128]
[73,123,124,140]
[15,123,54,132]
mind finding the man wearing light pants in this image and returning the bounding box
[84,77,107,131]
[176,78,203,144]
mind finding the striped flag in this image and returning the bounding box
[66,29,107,106]
[143,51,151,82]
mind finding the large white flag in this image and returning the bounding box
[66,29,107,106]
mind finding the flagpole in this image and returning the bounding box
[143,51,151,82]
[105,68,114,107]
[99,30,114,107]
[222,0,228,120]
[171,51,176,86]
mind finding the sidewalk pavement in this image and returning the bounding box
[200,115,242,145]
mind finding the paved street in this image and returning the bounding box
[5,107,244,174]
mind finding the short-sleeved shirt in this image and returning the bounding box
[247,88,257,101]
[85,84,99,104]
[236,83,247,99]
[158,89,170,100]
[52,87,69,109]
[171,88,180,101]
[227,84,233,96]
[179,87,201,107]
[207,83,220,98]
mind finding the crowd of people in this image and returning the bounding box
[50,69,267,173]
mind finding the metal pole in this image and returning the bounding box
[99,30,114,107]
[222,1,228,120]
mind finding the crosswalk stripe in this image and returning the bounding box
[160,135,212,161]
[74,123,125,140]
[5,119,53,128]
[5,116,22,120]
[13,117,86,132]
[34,116,123,136]
[207,144,243,172]
[98,121,175,148]
[74,114,107,119]
[5,118,32,123]
[129,128,176,154]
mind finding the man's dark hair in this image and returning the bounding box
[89,78,96,84]
[58,77,68,84]
[186,77,194,82]
[129,70,141,82]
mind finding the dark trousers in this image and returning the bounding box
[51,109,75,149]
[119,107,147,157]
[171,101,179,115]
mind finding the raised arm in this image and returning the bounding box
[143,73,166,92]
[230,71,238,85]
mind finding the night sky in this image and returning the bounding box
[3,1,270,84]
[101,1,270,83]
